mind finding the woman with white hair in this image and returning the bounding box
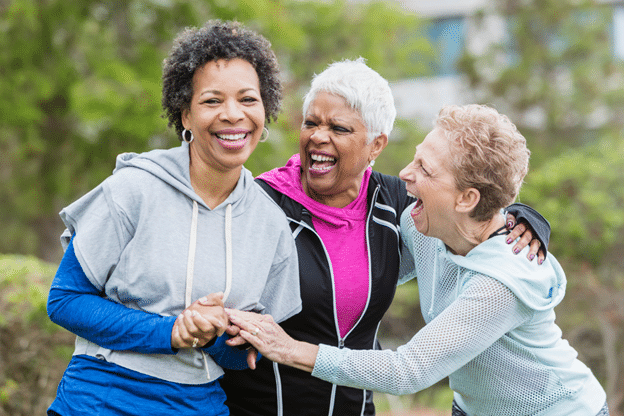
[226,104,608,416]
[215,62,546,415]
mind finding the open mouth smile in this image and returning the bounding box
[309,152,336,175]
[215,132,250,150]
[407,191,423,219]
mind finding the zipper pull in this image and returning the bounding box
[339,339,345,349]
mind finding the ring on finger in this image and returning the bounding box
[192,337,199,348]
[251,327,260,336]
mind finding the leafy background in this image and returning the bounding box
[1,0,622,415]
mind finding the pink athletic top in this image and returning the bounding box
[257,154,371,338]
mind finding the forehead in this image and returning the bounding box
[416,128,451,164]
[307,92,362,120]
[193,58,260,89]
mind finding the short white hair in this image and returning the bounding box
[302,58,396,143]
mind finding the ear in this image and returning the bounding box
[181,108,191,130]
[455,187,480,214]
[369,133,389,163]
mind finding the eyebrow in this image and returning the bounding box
[199,87,259,97]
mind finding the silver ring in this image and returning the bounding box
[192,338,199,348]
[251,327,260,336]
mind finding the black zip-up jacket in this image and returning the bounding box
[220,172,415,416]
[219,173,548,416]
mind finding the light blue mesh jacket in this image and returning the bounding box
[312,203,606,416]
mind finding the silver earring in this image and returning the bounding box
[369,159,375,167]
[259,127,269,143]
[182,129,194,143]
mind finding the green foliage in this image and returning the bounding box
[521,135,624,265]
[458,0,624,153]
[0,0,431,261]
[0,255,74,416]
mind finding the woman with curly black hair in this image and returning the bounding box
[46,20,301,416]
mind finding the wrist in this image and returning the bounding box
[288,341,318,373]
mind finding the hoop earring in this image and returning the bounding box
[182,129,194,143]
[259,127,269,143]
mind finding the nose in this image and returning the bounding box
[399,163,413,182]
[220,99,245,123]
[309,127,331,144]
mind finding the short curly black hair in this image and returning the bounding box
[162,20,282,138]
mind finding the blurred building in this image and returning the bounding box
[351,0,624,128]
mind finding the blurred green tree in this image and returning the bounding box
[458,0,624,412]
[0,0,430,261]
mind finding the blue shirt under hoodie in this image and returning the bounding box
[47,142,302,415]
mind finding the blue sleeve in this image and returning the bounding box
[203,334,260,370]
[47,236,177,354]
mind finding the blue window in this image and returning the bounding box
[426,17,465,76]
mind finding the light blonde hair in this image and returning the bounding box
[435,104,530,221]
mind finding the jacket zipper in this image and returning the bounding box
[294,185,381,415]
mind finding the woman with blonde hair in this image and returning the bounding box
[227,104,608,416]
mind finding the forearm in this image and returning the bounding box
[311,277,530,395]
[48,287,176,353]
[47,238,176,354]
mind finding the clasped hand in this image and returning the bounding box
[170,292,262,369]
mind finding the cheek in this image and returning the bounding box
[339,142,366,167]
[298,132,311,152]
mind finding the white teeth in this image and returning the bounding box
[217,133,246,141]
[311,165,333,172]
[310,154,336,162]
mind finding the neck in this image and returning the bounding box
[189,158,241,210]
[444,212,506,256]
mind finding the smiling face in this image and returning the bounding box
[182,58,265,174]
[399,127,462,240]
[299,91,386,208]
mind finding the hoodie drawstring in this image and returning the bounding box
[223,203,233,302]
[185,200,234,380]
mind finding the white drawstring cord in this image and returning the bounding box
[185,201,234,380]
[185,201,199,308]
[223,204,233,303]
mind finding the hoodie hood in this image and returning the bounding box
[113,141,256,215]
[448,236,566,311]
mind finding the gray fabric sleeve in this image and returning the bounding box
[59,181,132,290]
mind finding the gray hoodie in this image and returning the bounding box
[60,142,301,384]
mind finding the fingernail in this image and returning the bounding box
[191,310,198,317]
[199,296,208,304]
[538,258,543,265]
[506,237,513,244]
[529,254,535,261]
[513,247,520,254]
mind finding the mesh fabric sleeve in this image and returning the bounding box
[311,275,532,395]
[397,204,418,285]
[47,237,177,354]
